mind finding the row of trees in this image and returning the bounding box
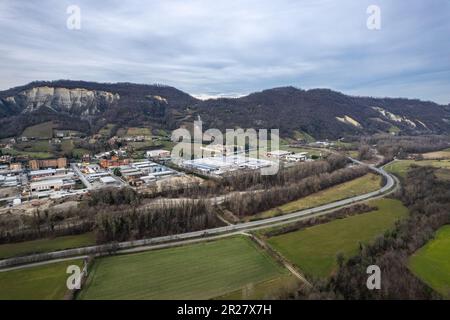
[0,188,217,244]
[363,134,450,160]
[223,165,370,217]
[95,200,216,243]
[88,187,141,207]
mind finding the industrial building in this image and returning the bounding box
[117,160,178,186]
[29,158,67,170]
[266,150,292,159]
[146,149,171,159]
[285,152,309,162]
[0,175,20,188]
[30,178,75,192]
[181,155,273,176]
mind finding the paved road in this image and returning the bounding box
[70,163,93,190]
[0,158,397,269]
[0,196,20,202]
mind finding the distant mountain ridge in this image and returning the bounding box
[0,80,449,139]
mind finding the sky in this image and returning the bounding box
[0,0,449,103]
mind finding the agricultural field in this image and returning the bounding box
[250,173,381,221]
[216,274,298,300]
[126,127,152,136]
[78,236,287,300]
[422,149,450,160]
[0,233,96,260]
[128,140,154,150]
[385,160,450,179]
[266,199,409,279]
[280,145,325,157]
[17,140,53,153]
[98,123,116,137]
[409,225,450,299]
[1,147,54,159]
[60,140,89,158]
[0,259,83,300]
[21,121,56,138]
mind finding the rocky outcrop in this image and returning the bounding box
[3,86,120,116]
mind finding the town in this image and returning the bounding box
[0,130,320,212]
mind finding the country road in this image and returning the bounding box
[0,158,397,270]
[70,163,93,190]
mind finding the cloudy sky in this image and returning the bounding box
[0,0,449,103]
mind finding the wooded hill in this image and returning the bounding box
[1,80,449,139]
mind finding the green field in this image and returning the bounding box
[250,173,382,221]
[280,145,325,157]
[0,233,96,260]
[18,140,53,153]
[98,123,115,137]
[385,160,450,178]
[60,140,89,158]
[266,199,409,279]
[216,274,298,300]
[79,236,287,300]
[1,147,54,159]
[409,225,450,299]
[126,127,152,136]
[0,259,83,300]
[22,121,56,138]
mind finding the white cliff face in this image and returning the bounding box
[372,106,417,128]
[10,86,120,115]
[336,115,362,128]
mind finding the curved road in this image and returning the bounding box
[0,158,397,270]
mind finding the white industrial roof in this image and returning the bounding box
[287,152,308,158]
[30,169,56,176]
[100,176,117,184]
[30,179,63,187]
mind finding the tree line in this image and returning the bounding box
[95,200,216,243]
[223,165,370,217]
[0,188,219,245]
